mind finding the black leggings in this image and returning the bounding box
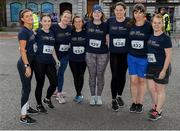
[17,55,35,115]
[69,60,86,96]
[110,53,128,99]
[34,62,57,105]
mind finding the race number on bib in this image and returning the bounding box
[43,45,54,54]
[89,39,101,48]
[147,53,156,63]
[131,40,144,49]
[59,44,69,52]
[33,43,38,53]
[73,46,85,54]
[113,38,126,47]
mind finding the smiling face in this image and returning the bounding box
[40,15,51,30]
[114,5,126,19]
[61,12,72,25]
[152,15,163,32]
[92,11,102,21]
[21,11,33,25]
[73,17,83,30]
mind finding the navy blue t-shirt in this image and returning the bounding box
[147,33,172,67]
[85,21,108,54]
[18,26,36,55]
[50,24,72,59]
[107,17,131,54]
[69,30,86,62]
[35,29,55,64]
[129,21,153,58]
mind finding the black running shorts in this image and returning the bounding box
[146,65,171,84]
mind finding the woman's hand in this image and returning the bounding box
[158,70,166,79]
[25,67,31,78]
[105,34,109,46]
[56,60,61,69]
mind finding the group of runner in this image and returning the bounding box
[17,2,172,124]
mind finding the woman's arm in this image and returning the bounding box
[19,40,31,77]
[105,34,109,46]
[159,48,172,79]
[52,48,60,67]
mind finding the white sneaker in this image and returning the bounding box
[90,96,96,105]
[96,96,102,105]
[56,93,66,104]
[61,92,66,98]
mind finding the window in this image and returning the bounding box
[27,2,38,12]
[41,2,53,13]
[10,2,22,22]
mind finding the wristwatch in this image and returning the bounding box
[24,64,30,68]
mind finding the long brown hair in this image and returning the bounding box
[19,9,32,26]
[129,3,146,25]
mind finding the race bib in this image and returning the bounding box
[43,45,54,54]
[113,38,126,47]
[73,46,85,54]
[59,44,69,52]
[147,53,156,63]
[131,40,144,49]
[33,43,38,53]
[89,39,101,48]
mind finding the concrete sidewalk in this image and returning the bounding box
[0,34,180,130]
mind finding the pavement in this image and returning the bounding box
[0,32,180,130]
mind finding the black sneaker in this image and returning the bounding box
[116,97,124,107]
[148,110,162,121]
[27,107,38,115]
[19,115,36,124]
[112,100,119,112]
[43,98,54,108]
[136,103,143,113]
[36,105,48,113]
[129,103,137,113]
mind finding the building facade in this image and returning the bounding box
[3,0,180,31]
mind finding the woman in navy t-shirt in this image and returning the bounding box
[69,16,86,103]
[17,9,38,124]
[34,14,58,112]
[85,4,109,105]
[128,4,153,113]
[51,10,72,104]
[107,2,130,111]
[146,14,172,121]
